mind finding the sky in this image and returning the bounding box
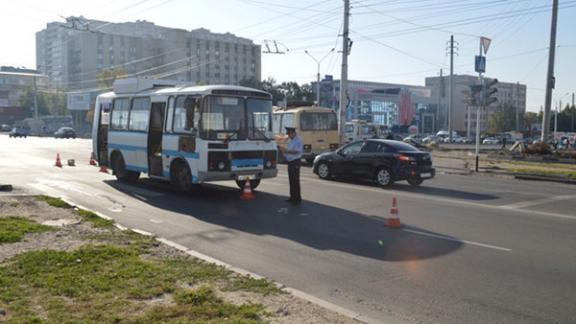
[1,0,575,112]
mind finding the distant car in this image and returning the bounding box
[8,127,29,138]
[54,127,76,139]
[403,134,423,144]
[313,139,435,187]
[1,124,11,132]
[443,136,465,143]
[422,135,440,144]
[482,137,499,145]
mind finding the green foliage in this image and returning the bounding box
[225,275,284,296]
[96,68,127,88]
[487,103,519,134]
[37,195,72,209]
[0,216,55,244]
[77,209,114,228]
[18,87,67,116]
[239,77,314,105]
[0,244,267,323]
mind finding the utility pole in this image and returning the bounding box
[436,69,443,132]
[33,75,39,120]
[516,82,520,132]
[339,0,350,145]
[305,48,335,105]
[570,92,576,132]
[542,0,559,142]
[448,35,455,143]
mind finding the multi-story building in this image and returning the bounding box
[425,74,526,136]
[315,76,436,133]
[36,17,261,90]
[0,66,49,125]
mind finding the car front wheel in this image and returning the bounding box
[375,167,393,188]
[407,177,423,186]
[316,162,332,180]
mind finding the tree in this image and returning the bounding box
[18,87,67,117]
[487,103,517,134]
[239,77,314,105]
[96,68,127,89]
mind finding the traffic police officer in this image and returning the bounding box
[280,127,303,204]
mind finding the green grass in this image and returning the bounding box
[77,209,114,228]
[225,275,284,296]
[0,244,271,323]
[38,195,73,209]
[0,216,55,244]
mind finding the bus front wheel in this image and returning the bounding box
[235,179,260,190]
[171,161,195,192]
[112,154,140,182]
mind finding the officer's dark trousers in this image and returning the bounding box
[287,159,301,202]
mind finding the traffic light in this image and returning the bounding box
[484,78,498,106]
[467,84,483,106]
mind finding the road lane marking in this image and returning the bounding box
[296,175,576,221]
[499,194,576,209]
[402,229,512,252]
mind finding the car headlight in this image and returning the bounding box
[265,160,272,168]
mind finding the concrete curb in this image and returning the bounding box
[56,196,376,324]
[513,174,576,185]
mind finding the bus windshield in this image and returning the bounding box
[247,98,272,140]
[200,96,272,141]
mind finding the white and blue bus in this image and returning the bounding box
[92,78,277,191]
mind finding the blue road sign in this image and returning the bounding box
[475,56,486,73]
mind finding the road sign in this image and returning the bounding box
[475,56,486,73]
[480,37,492,54]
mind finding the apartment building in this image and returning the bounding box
[36,17,261,90]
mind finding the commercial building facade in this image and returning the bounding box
[0,67,48,125]
[425,74,526,136]
[315,76,437,133]
[36,17,261,90]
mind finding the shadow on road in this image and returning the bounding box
[323,177,499,201]
[104,179,464,262]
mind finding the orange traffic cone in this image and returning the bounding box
[54,153,62,168]
[240,181,255,200]
[384,196,403,228]
[89,152,97,166]
[99,165,109,173]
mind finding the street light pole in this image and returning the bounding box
[305,48,335,105]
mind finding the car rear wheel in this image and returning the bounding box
[407,177,423,186]
[316,162,332,180]
[375,167,393,188]
[112,154,140,182]
[235,179,261,190]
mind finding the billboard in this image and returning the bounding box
[67,92,91,111]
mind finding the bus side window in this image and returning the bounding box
[165,96,174,132]
[184,95,199,132]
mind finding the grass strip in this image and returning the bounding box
[0,216,54,244]
[0,244,271,323]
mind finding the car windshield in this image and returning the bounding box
[200,95,272,141]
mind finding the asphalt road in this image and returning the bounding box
[1,134,576,324]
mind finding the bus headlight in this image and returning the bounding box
[217,161,226,170]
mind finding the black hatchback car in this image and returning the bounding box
[313,139,435,187]
[54,127,76,139]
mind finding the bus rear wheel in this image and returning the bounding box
[112,154,140,182]
[235,179,260,190]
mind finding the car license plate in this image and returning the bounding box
[236,175,256,180]
[420,172,431,177]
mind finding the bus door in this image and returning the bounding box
[148,102,166,177]
[97,101,111,166]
